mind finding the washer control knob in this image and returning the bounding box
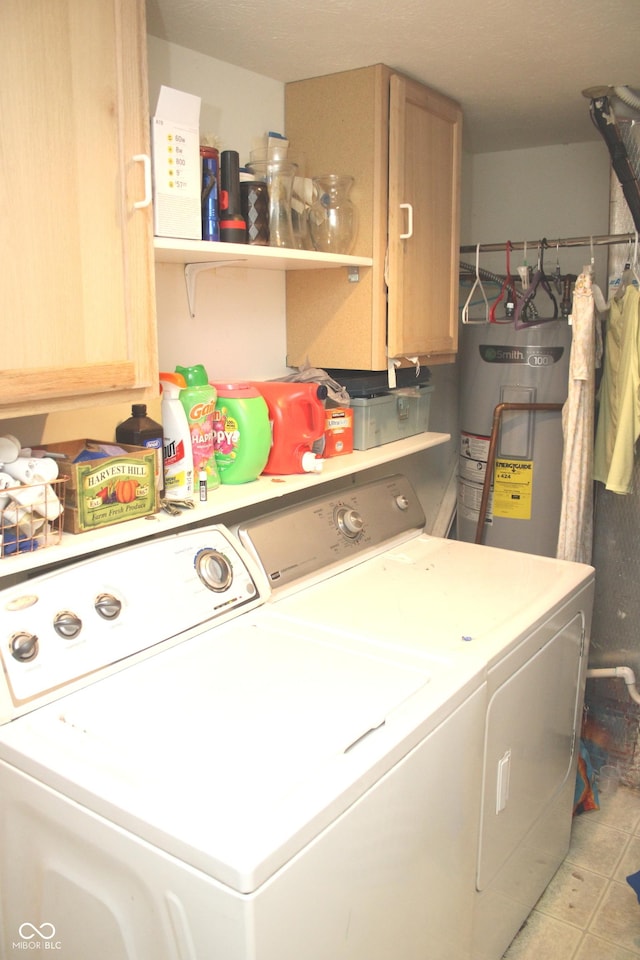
[395,494,410,511]
[95,594,122,621]
[54,610,82,639]
[195,548,233,592]
[10,632,39,662]
[336,506,364,539]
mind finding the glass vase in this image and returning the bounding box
[308,175,357,255]
[246,160,298,248]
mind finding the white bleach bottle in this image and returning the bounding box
[159,372,195,499]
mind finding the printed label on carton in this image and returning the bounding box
[151,86,202,240]
[323,408,353,457]
[77,455,156,530]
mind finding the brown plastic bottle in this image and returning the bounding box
[115,404,164,497]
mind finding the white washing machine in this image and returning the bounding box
[237,474,595,959]
[0,475,593,960]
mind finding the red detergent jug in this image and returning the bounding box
[251,381,327,474]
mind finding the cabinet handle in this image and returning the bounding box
[399,203,413,240]
[133,153,152,209]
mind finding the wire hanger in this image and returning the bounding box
[514,239,559,328]
[489,242,517,323]
[517,240,530,291]
[461,243,490,324]
[553,241,563,295]
[631,231,640,290]
[615,239,633,300]
[625,230,640,290]
[584,236,596,278]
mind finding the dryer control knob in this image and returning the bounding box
[10,631,39,662]
[395,494,410,511]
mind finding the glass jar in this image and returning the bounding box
[308,175,357,255]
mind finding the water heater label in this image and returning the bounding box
[479,345,564,365]
[493,459,533,519]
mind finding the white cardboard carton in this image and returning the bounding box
[151,85,201,240]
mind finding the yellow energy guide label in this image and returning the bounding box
[492,459,533,519]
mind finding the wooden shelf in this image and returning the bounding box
[0,433,449,583]
[154,237,372,271]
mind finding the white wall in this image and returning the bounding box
[147,36,285,163]
[148,37,292,382]
[462,141,611,277]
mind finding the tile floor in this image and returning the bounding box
[503,784,640,959]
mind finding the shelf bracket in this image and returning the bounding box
[184,260,245,318]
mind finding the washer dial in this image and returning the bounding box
[335,505,364,540]
[95,593,122,621]
[54,610,82,639]
[10,632,39,662]
[195,548,233,592]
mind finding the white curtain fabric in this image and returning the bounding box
[556,272,597,564]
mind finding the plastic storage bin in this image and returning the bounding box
[351,385,433,450]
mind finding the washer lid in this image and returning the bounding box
[0,610,465,894]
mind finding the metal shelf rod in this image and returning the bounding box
[460,232,637,255]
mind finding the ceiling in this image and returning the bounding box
[146,0,640,154]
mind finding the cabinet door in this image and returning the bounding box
[285,65,389,371]
[0,0,157,419]
[286,66,461,371]
[387,76,462,362]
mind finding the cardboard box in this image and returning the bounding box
[41,440,159,534]
[151,85,202,240]
[351,385,434,450]
[323,407,353,457]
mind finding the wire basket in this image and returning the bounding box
[0,477,68,558]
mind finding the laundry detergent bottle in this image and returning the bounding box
[211,382,272,483]
[251,381,327,474]
[175,363,220,491]
[160,372,194,499]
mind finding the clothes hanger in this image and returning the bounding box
[631,231,640,290]
[489,242,517,323]
[560,274,577,320]
[514,240,559,328]
[461,243,490,324]
[553,241,564,296]
[614,239,632,300]
[517,240,530,291]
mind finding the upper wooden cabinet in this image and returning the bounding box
[0,0,157,419]
[285,64,462,371]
